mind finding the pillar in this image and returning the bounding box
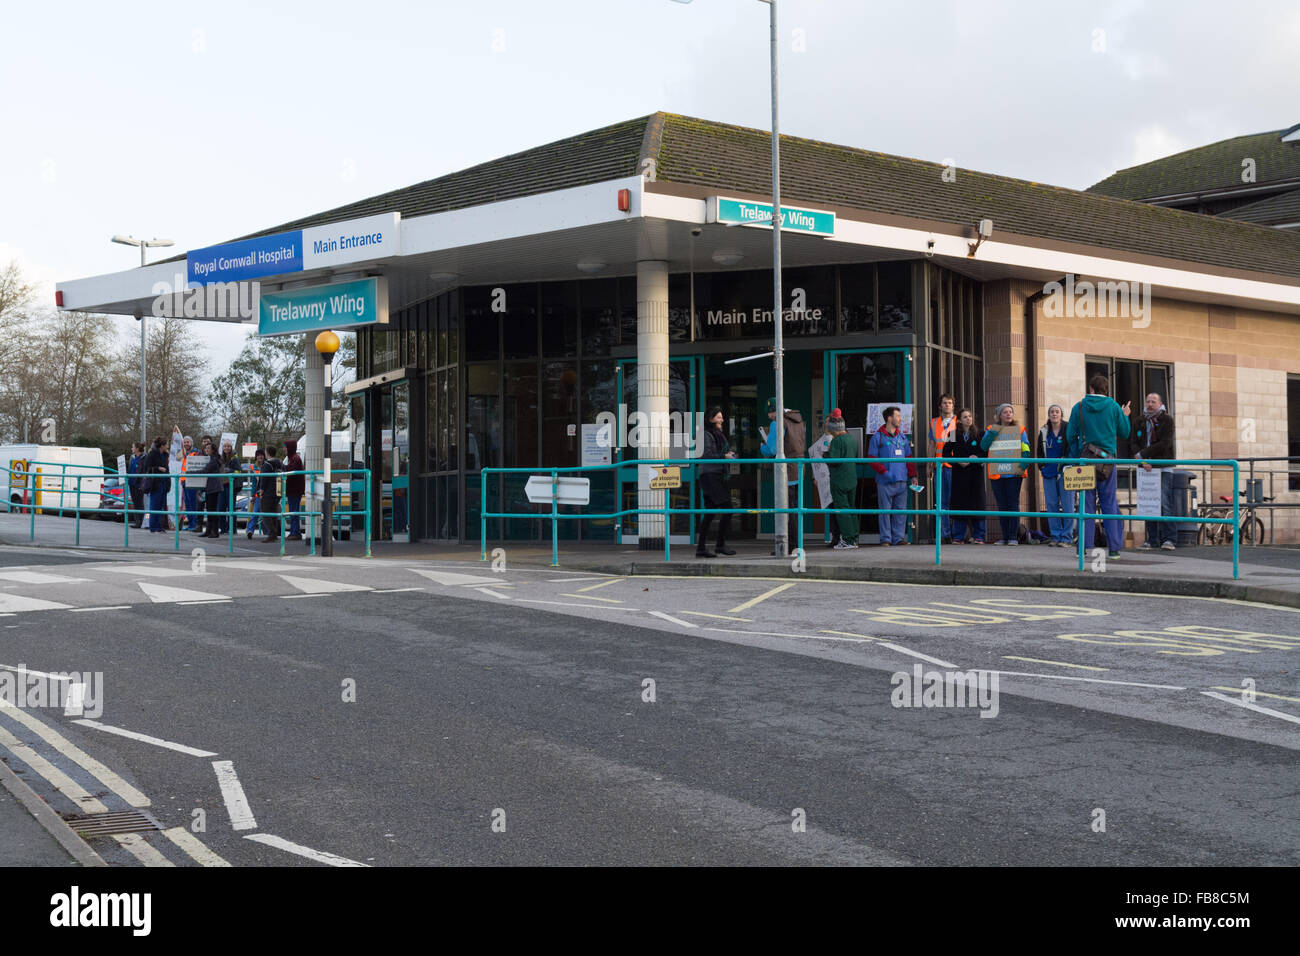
[304,337,325,526]
[636,260,670,550]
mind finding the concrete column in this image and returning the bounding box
[636,260,670,549]
[304,337,325,519]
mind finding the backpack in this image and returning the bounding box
[1076,404,1115,481]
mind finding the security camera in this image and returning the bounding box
[978,219,994,238]
[925,238,936,258]
[691,227,702,237]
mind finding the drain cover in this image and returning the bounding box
[61,809,161,837]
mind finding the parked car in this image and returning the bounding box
[97,476,126,521]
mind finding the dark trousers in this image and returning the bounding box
[990,476,1024,542]
[129,486,145,527]
[261,497,281,538]
[697,472,731,549]
[204,493,221,535]
[148,488,167,532]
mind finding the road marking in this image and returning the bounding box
[705,627,869,644]
[1002,656,1108,672]
[280,593,325,599]
[100,565,203,578]
[1202,691,1300,725]
[513,599,642,611]
[0,701,150,807]
[372,587,425,594]
[279,574,371,594]
[69,605,132,612]
[72,719,218,757]
[978,670,1185,690]
[244,833,369,867]
[1209,686,1300,703]
[208,561,328,573]
[113,833,175,867]
[821,629,879,641]
[0,663,75,682]
[576,578,624,592]
[682,611,754,622]
[409,568,505,586]
[0,594,72,613]
[473,587,511,600]
[560,592,621,603]
[648,610,696,628]
[0,722,107,812]
[212,760,258,831]
[728,582,797,613]
[0,571,88,585]
[162,826,231,867]
[138,582,232,603]
[877,643,959,668]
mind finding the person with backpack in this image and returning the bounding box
[1037,404,1074,547]
[259,446,283,542]
[979,403,1031,545]
[943,408,986,544]
[868,406,916,547]
[825,410,859,549]
[1067,375,1132,560]
[142,436,169,533]
[283,439,306,541]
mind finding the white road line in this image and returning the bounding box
[208,561,328,573]
[162,826,232,867]
[409,568,505,586]
[0,703,150,807]
[280,593,325,599]
[513,599,642,611]
[212,760,258,831]
[179,599,233,605]
[99,565,204,578]
[1209,686,1300,703]
[372,587,425,594]
[0,571,88,584]
[1202,691,1300,725]
[0,663,75,682]
[682,611,755,622]
[876,643,959,668]
[72,719,218,757]
[648,610,697,628]
[243,832,369,867]
[978,670,1185,690]
[0,722,107,812]
[1002,655,1108,672]
[0,594,72,613]
[279,574,370,594]
[69,605,132,612]
[473,587,511,600]
[728,582,797,613]
[138,582,232,603]
[560,593,622,603]
[704,627,869,644]
[113,833,175,867]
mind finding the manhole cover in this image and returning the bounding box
[61,809,161,837]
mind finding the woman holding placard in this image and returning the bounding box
[979,403,1031,545]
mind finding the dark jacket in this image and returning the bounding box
[1036,422,1071,480]
[760,409,806,484]
[222,453,244,496]
[142,447,167,492]
[943,427,986,510]
[202,451,222,494]
[260,458,282,502]
[698,427,729,477]
[283,440,305,497]
[127,453,143,492]
[1131,410,1175,466]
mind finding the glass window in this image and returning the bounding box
[463,287,499,361]
[426,373,439,474]
[502,284,538,360]
[581,360,617,427]
[466,364,500,471]
[503,363,538,467]
[783,266,835,337]
[580,279,618,356]
[447,291,459,365]
[618,276,636,347]
[835,352,903,434]
[438,305,448,368]
[447,370,458,473]
[541,282,579,357]
[840,264,875,334]
[1288,376,1300,490]
[372,330,398,374]
[437,370,450,472]
[878,261,913,330]
[541,362,579,467]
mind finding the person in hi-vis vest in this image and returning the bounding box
[979,403,1031,545]
[929,394,957,543]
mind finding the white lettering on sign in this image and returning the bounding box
[706,308,823,325]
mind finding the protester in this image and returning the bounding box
[143,436,169,533]
[980,403,1031,545]
[246,451,265,540]
[200,437,223,538]
[807,416,840,548]
[176,430,201,532]
[825,410,859,549]
[259,445,283,542]
[943,408,986,544]
[1133,392,1177,551]
[1067,375,1132,559]
[868,406,916,547]
[218,441,240,535]
[283,439,305,541]
[126,442,146,529]
[695,406,737,558]
[760,397,806,554]
[1037,404,1074,547]
[929,394,957,543]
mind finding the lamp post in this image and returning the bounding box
[671,0,787,555]
[112,235,174,442]
[315,330,340,556]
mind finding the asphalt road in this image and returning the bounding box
[0,549,1297,866]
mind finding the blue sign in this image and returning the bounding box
[258,277,389,337]
[188,231,304,286]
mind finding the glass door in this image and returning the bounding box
[614,356,700,543]
[367,380,410,542]
[704,362,761,540]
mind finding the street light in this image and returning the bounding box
[671,0,787,554]
[315,330,341,557]
[112,235,174,442]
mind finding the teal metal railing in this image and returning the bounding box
[480,456,1241,578]
[2,462,371,558]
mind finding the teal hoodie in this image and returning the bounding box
[1066,394,1130,458]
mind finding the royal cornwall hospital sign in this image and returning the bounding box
[707,197,835,237]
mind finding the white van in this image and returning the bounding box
[0,445,104,513]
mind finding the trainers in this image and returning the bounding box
[716,546,736,556]
[833,540,852,550]
[879,541,890,547]
[1139,542,1153,551]
[1006,540,1019,546]
[1160,541,1176,551]
[1108,551,1121,560]
[845,542,859,549]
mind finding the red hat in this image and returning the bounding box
[831,408,842,419]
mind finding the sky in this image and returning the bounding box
[2,0,1297,380]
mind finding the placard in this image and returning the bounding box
[183,455,210,486]
[220,432,238,453]
[866,403,915,435]
[1063,465,1096,491]
[581,423,611,467]
[1136,467,1163,517]
[117,454,127,477]
[242,442,258,458]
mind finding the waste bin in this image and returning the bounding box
[1172,470,1197,546]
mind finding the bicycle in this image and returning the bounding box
[1196,491,1269,546]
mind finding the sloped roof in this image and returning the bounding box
[214,112,1300,281]
[1087,129,1300,199]
[1220,187,1300,225]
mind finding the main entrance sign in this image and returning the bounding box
[258,277,389,336]
[707,197,835,237]
[188,212,400,286]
